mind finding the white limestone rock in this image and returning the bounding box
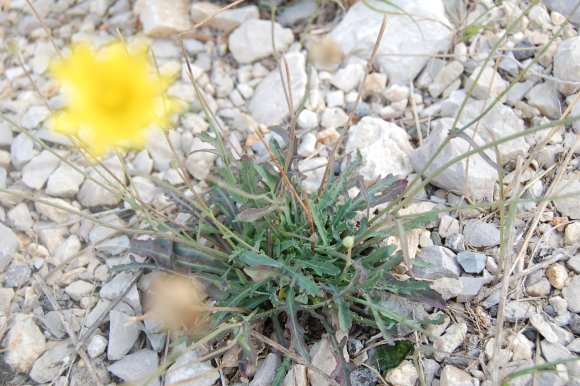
[249,52,307,125]
[344,117,413,180]
[3,313,47,372]
[465,65,508,100]
[135,0,190,37]
[410,119,497,200]
[21,150,60,190]
[228,19,293,64]
[329,0,453,85]
[46,164,85,197]
[553,36,580,95]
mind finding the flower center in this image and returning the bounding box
[96,83,131,115]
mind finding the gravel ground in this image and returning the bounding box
[0,0,579,385]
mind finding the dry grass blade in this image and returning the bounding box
[318,15,388,195]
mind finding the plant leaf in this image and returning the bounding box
[286,286,311,362]
[234,205,281,222]
[376,340,415,371]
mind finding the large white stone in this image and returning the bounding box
[21,150,60,190]
[553,36,580,95]
[136,0,190,37]
[344,117,414,180]
[249,52,307,125]
[4,313,46,372]
[78,157,126,207]
[465,66,508,101]
[164,349,219,386]
[228,19,294,64]
[329,0,453,85]
[46,164,85,197]
[457,98,529,162]
[410,118,497,200]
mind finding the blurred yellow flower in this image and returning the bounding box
[50,41,179,155]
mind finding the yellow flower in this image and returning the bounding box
[50,41,180,155]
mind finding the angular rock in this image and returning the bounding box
[457,99,528,162]
[505,302,536,322]
[21,150,60,190]
[413,246,461,279]
[21,106,50,130]
[30,341,72,384]
[433,323,467,361]
[526,82,562,118]
[164,349,219,386]
[562,275,580,313]
[283,364,308,386]
[463,219,500,247]
[344,117,413,180]
[456,251,487,273]
[457,276,484,302]
[136,0,190,37]
[100,271,141,313]
[320,107,348,129]
[553,36,580,95]
[350,367,379,386]
[46,164,85,197]
[297,110,318,131]
[553,174,580,219]
[445,233,465,253]
[65,280,94,302]
[87,334,108,358]
[0,288,15,316]
[107,311,141,360]
[249,52,307,125]
[78,157,126,207]
[329,0,453,85]
[184,138,217,181]
[250,353,280,386]
[440,365,475,386]
[4,313,47,372]
[298,156,327,193]
[526,277,552,297]
[297,132,317,157]
[541,341,580,375]
[530,314,558,343]
[3,261,31,288]
[10,133,35,170]
[384,360,417,386]
[331,64,365,92]
[34,197,78,223]
[228,19,293,64]
[107,349,160,386]
[308,335,345,386]
[429,61,464,98]
[191,2,258,31]
[410,119,497,200]
[438,215,459,238]
[465,65,508,100]
[431,277,463,300]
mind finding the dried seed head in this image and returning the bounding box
[143,272,210,334]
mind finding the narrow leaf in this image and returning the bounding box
[286,287,311,361]
[234,205,281,222]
